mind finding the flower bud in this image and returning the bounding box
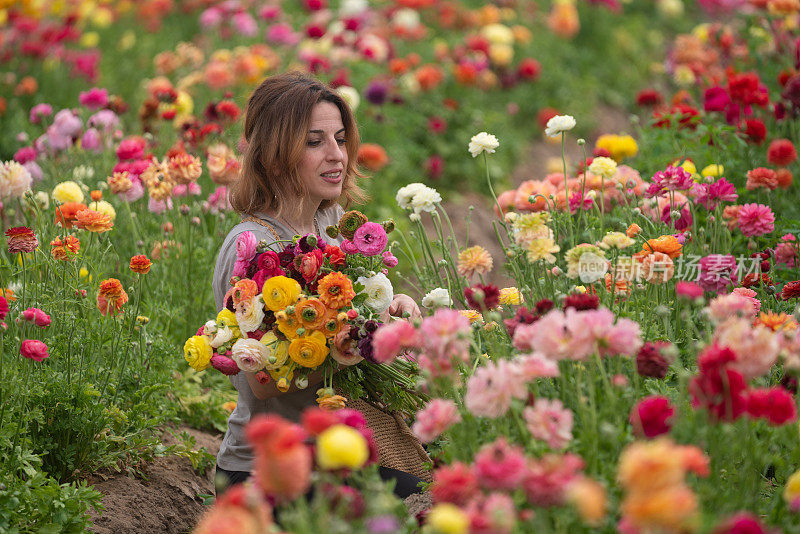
[295,376,309,389]
[306,234,318,248]
[382,219,395,233]
[180,204,189,215]
[326,225,340,238]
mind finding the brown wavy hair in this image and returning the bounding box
[230,71,367,216]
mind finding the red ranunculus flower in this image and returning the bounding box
[746,387,797,426]
[767,138,797,166]
[629,395,675,438]
[464,283,500,311]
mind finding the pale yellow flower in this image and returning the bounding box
[457,246,493,278]
[526,237,560,263]
[599,231,634,250]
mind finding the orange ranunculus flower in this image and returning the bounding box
[415,64,444,91]
[317,272,355,310]
[90,190,102,201]
[168,152,202,184]
[321,309,348,338]
[295,298,327,331]
[226,279,259,307]
[129,254,152,274]
[51,235,80,261]
[318,394,347,411]
[97,278,129,316]
[635,235,682,260]
[246,415,311,501]
[357,143,389,172]
[757,311,797,331]
[275,309,301,339]
[54,202,88,228]
[626,224,641,238]
[76,209,113,233]
[2,288,16,302]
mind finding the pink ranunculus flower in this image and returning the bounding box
[381,250,398,268]
[737,203,775,237]
[731,287,761,317]
[21,307,51,328]
[232,11,258,36]
[20,339,49,361]
[147,197,172,214]
[412,398,461,443]
[524,398,574,449]
[676,281,703,299]
[715,318,779,380]
[523,453,585,507]
[465,492,516,534]
[80,128,102,152]
[372,320,419,364]
[29,103,53,124]
[340,239,358,254]
[517,352,560,380]
[52,109,82,138]
[706,293,755,323]
[465,359,527,418]
[235,231,257,263]
[352,222,388,256]
[473,438,528,491]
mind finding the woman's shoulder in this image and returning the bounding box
[318,203,344,225]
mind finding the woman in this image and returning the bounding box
[212,71,423,497]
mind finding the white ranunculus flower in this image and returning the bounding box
[468,132,500,158]
[422,288,452,308]
[357,272,394,313]
[235,296,265,334]
[392,8,420,30]
[231,338,270,372]
[339,0,368,15]
[336,86,360,112]
[588,156,618,179]
[410,186,441,214]
[396,183,427,210]
[0,161,33,200]
[545,115,577,138]
[72,165,95,181]
[409,213,421,222]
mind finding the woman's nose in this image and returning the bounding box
[326,139,344,161]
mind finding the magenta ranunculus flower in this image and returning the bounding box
[20,339,49,362]
[340,239,358,254]
[0,296,8,321]
[737,203,775,237]
[21,307,51,328]
[676,281,704,300]
[412,398,461,443]
[210,355,241,375]
[79,87,109,110]
[381,250,398,268]
[352,222,388,256]
[29,103,53,124]
[698,254,737,294]
[629,395,674,438]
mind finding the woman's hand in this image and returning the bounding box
[386,293,422,320]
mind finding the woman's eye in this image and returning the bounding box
[306,140,321,147]
[336,138,346,145]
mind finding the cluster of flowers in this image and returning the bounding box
[194,406,407,533]
[184,210,400,408]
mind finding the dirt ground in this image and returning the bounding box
[86,108,631,532]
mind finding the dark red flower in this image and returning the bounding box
[767,139,797,166]
[534,299,554,315]
[636,341,672,379]
[517,58,541,81]
[563,293,599,311]
[782,280,800,300]
[636,88,663,107]
[464,283,500,311]
[504,306,538,337]
[746,387,797,426]
[629,395,674,438]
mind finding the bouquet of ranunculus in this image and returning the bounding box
[184,210,424,413]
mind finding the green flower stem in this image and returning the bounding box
[560,133,573,248]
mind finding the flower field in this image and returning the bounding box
[3,0,800,532]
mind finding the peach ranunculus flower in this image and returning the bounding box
[640,252,675,284]
[168,152,203,185]
[457,246,493,279]
[97,278,129,315]
[246,415,312,501]
[76,208,113,233]
[108,171,133,194]
[722,205,741,231]
[207,143,240,185]
[51,235,80,261]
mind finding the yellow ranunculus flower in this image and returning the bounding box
[53,181,85,204]
[80,31,99,48]
[275,309,300,339]
[459,309,483,324]
[427,503,469,534]
[701,163,724,178]
[289,331,329,368]
[481,23,514,45]
[676,159,697,176]
[175,90,194,116]
[184,335,212,371]
[784,469,800,507]
[260,331,289,370]
[89,200,116,221]
[216,309,238,329]
[316,424,368,470]
[268,363,294,392]
[262,276,302,311]
[499,287,523,305]
[488,44,514,67]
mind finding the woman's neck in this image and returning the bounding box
[266,197,321,235]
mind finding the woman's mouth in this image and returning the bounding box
[320,170,343,183]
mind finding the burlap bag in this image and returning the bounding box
[348,398,433,483]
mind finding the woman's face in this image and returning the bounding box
[297,101,348,204]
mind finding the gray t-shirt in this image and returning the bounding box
[212,203,344,472]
